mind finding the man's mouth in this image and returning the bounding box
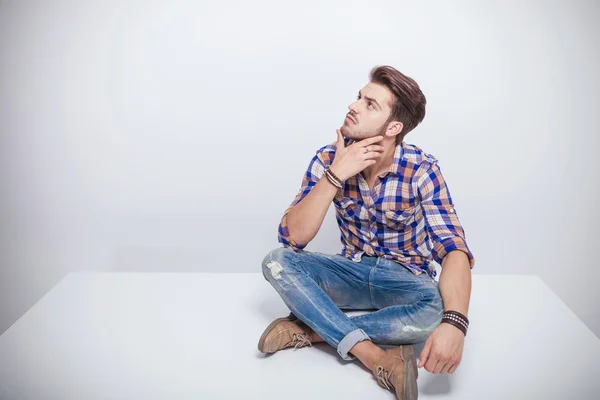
[346,115,356,124]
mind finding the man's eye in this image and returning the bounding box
[368,102,374,109]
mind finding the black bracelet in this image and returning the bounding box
[442,312,469,332]
[441,318,467,336]
[444,310,469,326]
[442,314,468,330]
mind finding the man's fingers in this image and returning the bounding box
[359,145,384,153]
[364,151,383,160]
[356,135,384,147]
[434,361,449,374]
[418,340,432,368]
[440,362,453,375]
[336,129,345,149]
[358,144,384,158]
[426,359,439,374]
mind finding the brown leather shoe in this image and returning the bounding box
[372,345,419,400]
[257,313,313,353]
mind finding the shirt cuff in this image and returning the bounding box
[277,215,307,252]
[434,238,475,268]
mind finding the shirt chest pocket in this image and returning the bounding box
[337,198,370,223]
[382,204,418,230]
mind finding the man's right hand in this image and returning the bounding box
[329,129,385,181]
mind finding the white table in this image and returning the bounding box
[0,272,599,400]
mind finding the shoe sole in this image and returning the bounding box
[257,313,298,353]
[403,345,419,400]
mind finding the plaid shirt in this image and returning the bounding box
[278,138,475,279]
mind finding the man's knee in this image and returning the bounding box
[261,247,298,281]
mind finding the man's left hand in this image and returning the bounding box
[417,322,464,374]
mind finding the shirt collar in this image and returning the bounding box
[389,140,404,175]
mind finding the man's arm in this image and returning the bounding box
[416,159,475,272]
[416,159,475,374]
[418,249,473,374]
[278,154,339,249]
[416,157,475,329]
[279,132,385,250]
[278,137,348,249]
[439,250,472,316]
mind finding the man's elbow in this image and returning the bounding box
[287,224,312,248]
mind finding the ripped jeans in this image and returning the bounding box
[261,247,444,361]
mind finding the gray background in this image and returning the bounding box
[0,0,598,338]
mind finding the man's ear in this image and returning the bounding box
[387,121,403,137]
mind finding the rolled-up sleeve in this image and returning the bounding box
[416,160,475,268]
[277,152,328,251]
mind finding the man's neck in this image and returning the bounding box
[361,140,398,181]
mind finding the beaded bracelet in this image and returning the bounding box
[325,169,342,189]
[324,167,342,189]
[326,167,344,184]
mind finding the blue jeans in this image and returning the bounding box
[261,247,444,361]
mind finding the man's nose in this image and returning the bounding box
[348,101,359,114]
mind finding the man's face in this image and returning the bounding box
[340,82,395,140]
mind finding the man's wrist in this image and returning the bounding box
[324,166,343,189]
[325,166,345,186]
[328,166,346,182]
[441,310,469,336]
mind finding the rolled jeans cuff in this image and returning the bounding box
[337,328,371,360]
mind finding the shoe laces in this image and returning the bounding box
[291,333,312,349]
[375,366,393,390]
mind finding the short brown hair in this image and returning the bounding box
[370,66,426,141]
